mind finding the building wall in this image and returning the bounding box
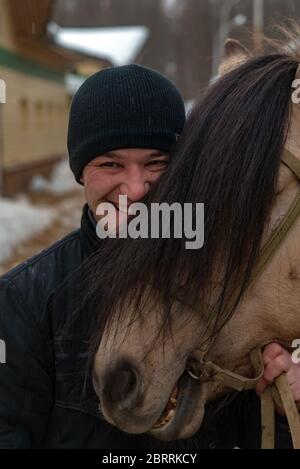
[0,0,70,195]
[0,66,68,168]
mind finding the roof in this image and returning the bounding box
[6,0,110,72]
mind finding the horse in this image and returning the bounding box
[86,34,300,443]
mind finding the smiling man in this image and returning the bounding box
[0,64,186,448]
[81,148,169,225]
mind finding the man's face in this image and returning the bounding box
[80,148,169,228]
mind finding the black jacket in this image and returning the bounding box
[0,205,293,449]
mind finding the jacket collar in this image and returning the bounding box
[80,203,100,257]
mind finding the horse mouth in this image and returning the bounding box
[150,371,204,440]
[151,384,179,430]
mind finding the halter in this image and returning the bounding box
[188,148,300,449]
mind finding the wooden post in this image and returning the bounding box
[253,0,264,50]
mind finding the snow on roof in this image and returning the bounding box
[48,22,149,66]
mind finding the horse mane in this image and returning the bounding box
[82,28,300,365]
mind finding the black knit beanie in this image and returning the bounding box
[68,64,186,183]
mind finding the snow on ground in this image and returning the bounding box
[30,159,78,195]
[0,159,84,269]
[0,196,56,264]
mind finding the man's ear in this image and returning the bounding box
[80,176,84,184]
[218,38,250,77]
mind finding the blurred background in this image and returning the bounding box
[0,0,300,274]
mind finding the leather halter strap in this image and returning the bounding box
[188,344,300,449]
[282,148,300,179]
[189,148,300,448]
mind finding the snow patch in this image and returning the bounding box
[30,159,78,195]
[0,197,56,263]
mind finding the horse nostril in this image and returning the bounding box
[117,368,137,400]
[103,360,142,410]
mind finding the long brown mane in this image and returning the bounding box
[81,33,300,366]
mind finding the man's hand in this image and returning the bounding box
[255,343,300,415]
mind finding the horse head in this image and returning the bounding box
[91,36,300,441]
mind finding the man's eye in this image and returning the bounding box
[147,160,168,166]
[99,162,120,168]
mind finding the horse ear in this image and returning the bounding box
[218,39,250,76]
[224,38,249,58]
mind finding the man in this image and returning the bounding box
[0,64,186,448]
[0,64,299,449]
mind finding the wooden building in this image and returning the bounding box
[0,0,109,195]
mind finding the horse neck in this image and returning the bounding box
[208,159,300,374]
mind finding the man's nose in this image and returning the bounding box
[119,172,150,201]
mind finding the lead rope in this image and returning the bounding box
[261,374,300,449]
[189,347,300,448]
